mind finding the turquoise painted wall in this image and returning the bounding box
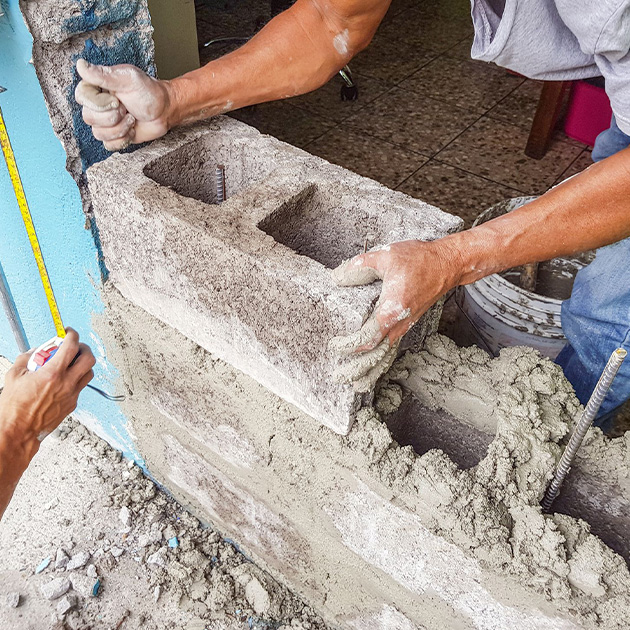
[0,1,142,461]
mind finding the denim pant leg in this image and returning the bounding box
[592,115,630,162]
[555,115,630,421]
[556,239,630,419]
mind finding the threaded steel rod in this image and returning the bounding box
[216,165,226,203]
[542,347,627,511]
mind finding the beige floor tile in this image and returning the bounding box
[306,127,429,188]
[229,101,335,148]
[405,56,525,114]
[553,149,594,185]
[397,160,522,228]
[351,34,438,84]
[288,73,393,123]
[378,4,473,54]
[436,117,583,192]
[345,86,479,155]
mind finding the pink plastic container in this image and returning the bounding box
[564,80,612,146]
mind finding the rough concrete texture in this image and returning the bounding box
[391,335,630,563]
[19,0,155,196]
[0,417,328,630]
[95,284,630,629]
[87,117,461,434]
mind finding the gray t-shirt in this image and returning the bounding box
[470,0,630,134]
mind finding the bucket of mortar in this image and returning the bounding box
[453,197,594,359]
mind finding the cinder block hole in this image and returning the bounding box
[382,391,492,470]
[554,474,630,564]
[258,184,399,269]
[385,391,630,563]
[143,135,278,205]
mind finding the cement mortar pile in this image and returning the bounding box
[367,334,630,628]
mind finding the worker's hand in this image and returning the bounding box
[0,329,95,446]
[75,59,172,151]
[330,240,461,391]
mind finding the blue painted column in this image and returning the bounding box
[0,2,142,461]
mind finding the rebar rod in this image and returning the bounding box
[542,347,627,511]
[216,165,226,203]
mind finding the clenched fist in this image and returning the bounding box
[75,59,173,151]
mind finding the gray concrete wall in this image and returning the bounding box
[19,0,155,200]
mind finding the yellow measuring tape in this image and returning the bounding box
[0,105,65,339]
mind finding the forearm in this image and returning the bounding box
[445,148,630,286]
[0,418,38,520]
[167,0,386,124]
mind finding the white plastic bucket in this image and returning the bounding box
[454,197,593,359]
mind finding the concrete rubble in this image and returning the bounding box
[66,551,90,571]
[87,118,461,434]
[41,577,71,601]
[0,417,329,630]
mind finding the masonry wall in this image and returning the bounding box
[96,284,630,630]
[87,119,630,628]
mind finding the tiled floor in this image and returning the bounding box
[195,0,592,228]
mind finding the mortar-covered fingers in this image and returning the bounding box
[81,101,127,129]
[75,80,120,112]
[89,113,135,142]
[331,335,400,392]
[329,316,382,356]
[348,342,400,393]
[76,59,144,97]
[331,249,385,287]
[75,59,171,147]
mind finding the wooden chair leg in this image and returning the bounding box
[525,81,572,160]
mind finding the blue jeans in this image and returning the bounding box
[555,116,630,422]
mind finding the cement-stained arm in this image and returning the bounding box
[0,329,95,520]
[332,147,630,384]
[74,0,391,151]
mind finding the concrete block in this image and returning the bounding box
[88,117,461,434]
[20,0,143,44]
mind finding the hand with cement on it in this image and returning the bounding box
[330,240,460,391]
[75,59,172,152]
